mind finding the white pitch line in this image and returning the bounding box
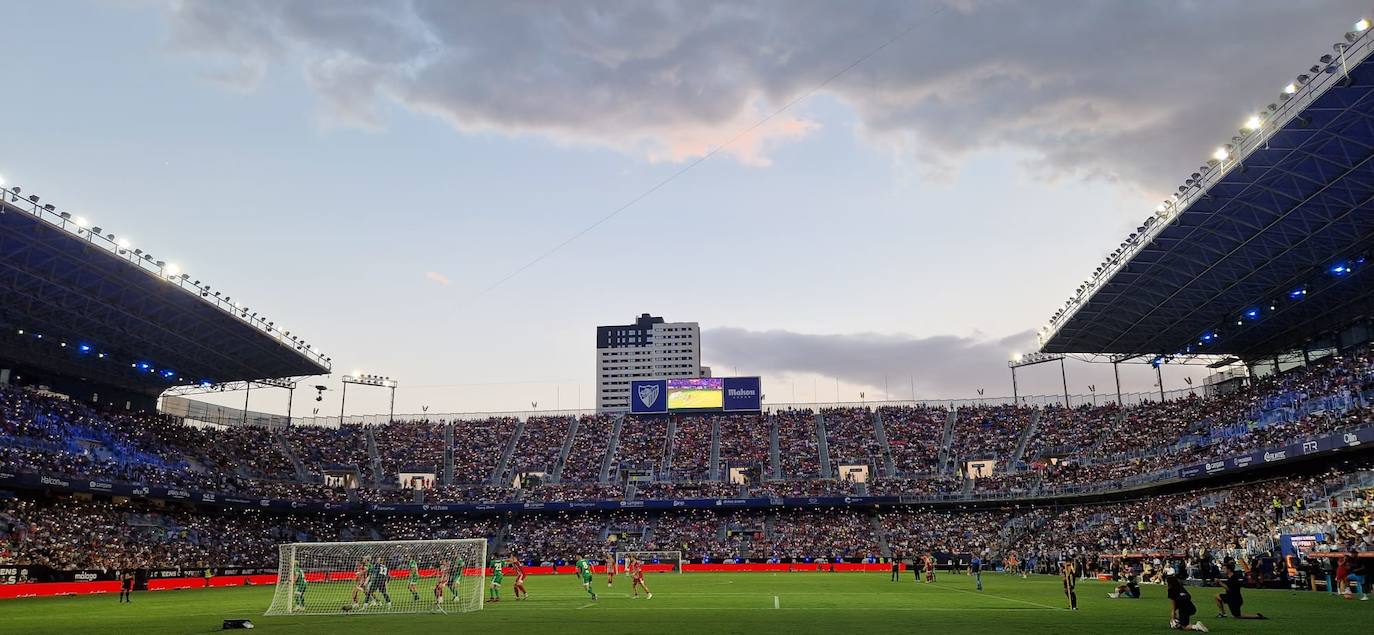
[577,602,596,609]
[773,595,780,609]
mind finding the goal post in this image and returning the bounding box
[265,538,487,616]
[615,550,684,574]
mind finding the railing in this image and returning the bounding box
[0,188,331,372]
[1039,25,1374,348]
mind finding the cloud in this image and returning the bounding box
[161,0,1369,185]
[704,326,1036,397]
[703,326,1209,400]
[424,271,451,285]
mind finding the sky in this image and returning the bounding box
[1,0,1367,418]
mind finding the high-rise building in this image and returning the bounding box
[596,313,704,412]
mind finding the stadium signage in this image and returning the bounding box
[629,377,763,413]
[1176,425,1374,480]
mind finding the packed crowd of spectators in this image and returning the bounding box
[776,410,821,478]
[448,417,518,483]
[952,404,1031,463]
[560,415,615,482]
[4,343,1374,512]
[716,414,770,475]
[633,482,738,499]
[504,416,574,478]
[372,419,447,479]
[614,416,669,476]
[878,405,946,475]
[668,416,714,480]
[821,408,882,475]
[1027,404,1118,458]
[3,463,1370,570]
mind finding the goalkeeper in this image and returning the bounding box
[575,556,598,600]
[292,562,307,612]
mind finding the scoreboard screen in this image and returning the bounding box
[667,378,724,410]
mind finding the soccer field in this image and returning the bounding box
[1,572,1369,634]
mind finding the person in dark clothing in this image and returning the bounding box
[1215,563,1266,619]
[1166,569,1208,631]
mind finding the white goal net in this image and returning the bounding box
[611,550,684,574]
[265,538,487,616]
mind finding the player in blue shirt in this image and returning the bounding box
[970,554,983,591]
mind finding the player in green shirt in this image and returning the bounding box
[292,563,307,612]
[575,556,597,600]
[446,553,465,597]
[489,557,504,602]
[407,554,420,602]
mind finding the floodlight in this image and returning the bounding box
[1212,147,1229,161]
[1357,18,1371,32]
[1242,115,1261,131]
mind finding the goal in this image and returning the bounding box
[265,538,487,616]
[612,550,684,574]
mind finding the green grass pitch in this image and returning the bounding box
[1,572,1369,634]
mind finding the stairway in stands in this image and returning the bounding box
[768,413,782,479]
[938,409,957,474]
[814,412,832,478]
[551,416,580,483]
[1007,409,1041,471]
[491,419,524,484]
[871,410,897,478]
[598,415,625,483]
[364,427,384,485]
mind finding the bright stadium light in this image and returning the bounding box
[165,263,180,277]
[1356,18,1371,32]
[74,216,88,228]
[117,238,131,249]
[1242,115,1262,131]
[1212,147,1230,161]
[1282,82,1297,95]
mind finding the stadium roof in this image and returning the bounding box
[1040,25,1374,361]
[0,192,330,395]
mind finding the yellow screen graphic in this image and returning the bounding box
[667,387,724,409]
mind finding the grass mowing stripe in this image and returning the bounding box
[923,581,1064,611]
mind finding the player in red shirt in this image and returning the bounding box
[630,556,652,599]
[434,561,450,610]
[607,554,616,587]
[923,554,936,583]
[510,559,528,600]
[351,558,368,608]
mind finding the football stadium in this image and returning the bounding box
[3,3,1374,634]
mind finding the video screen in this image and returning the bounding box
[667,377,724,410]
